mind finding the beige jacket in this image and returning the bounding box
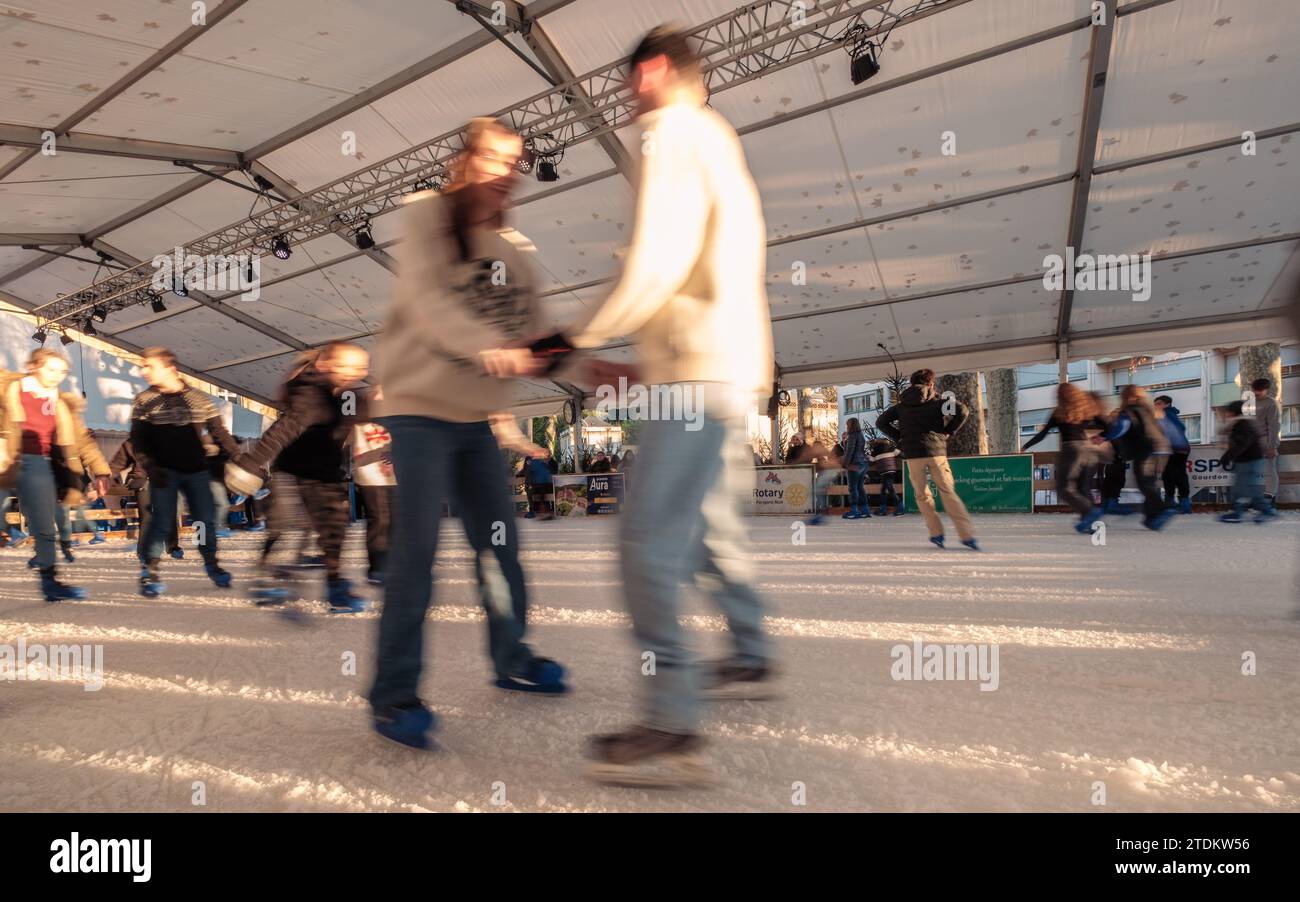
[566,102,775,404]
[376,192,541,423]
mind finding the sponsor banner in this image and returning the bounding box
[751,465,813,515]
[552,475,589,517]
[586,473,625,514]
[1187,444,1234,489]
[904,454,1034,513]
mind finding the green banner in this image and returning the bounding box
[903,454,1034,513]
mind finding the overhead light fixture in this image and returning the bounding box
[844,24,881,85]
[59,331,75,346]
[149,291,167,314]
[173,274,188,298]
[92,305,108,323]
[32,327,48,344]
[353,218,376,250]
[271,234,292,260]
[83,319,97,337]
[515,141,537,175]
[532,133,564,183]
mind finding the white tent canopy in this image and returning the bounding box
[0,0,1296,410]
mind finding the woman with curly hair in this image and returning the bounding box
[1022,382,1109,532]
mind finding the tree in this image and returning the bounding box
[936,371,987,457]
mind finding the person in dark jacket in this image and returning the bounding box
[1153,395,1192,513]
[868,439,904,516]
[589,451,612,473]
[524,448,557,519]
[1101,384,1173,530]
[111,438,180,556]
[1217,400,1276,523]
[1022,383,1109,531]
[129,346,241,596]
[840,418,870,519]
[876,368,978,550]
[225,343,371,612]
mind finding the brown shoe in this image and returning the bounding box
[585,724,714,788]
[701,660,781,700]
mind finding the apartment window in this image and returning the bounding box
[1017,362,1088,389]
[1181,414,1201,444]
[845,389,883,414]
[1283,405,1300,438]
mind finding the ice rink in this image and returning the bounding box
[2,513,1298,813]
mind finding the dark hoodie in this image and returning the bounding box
[235,366,365,483]
[876,385,970,459]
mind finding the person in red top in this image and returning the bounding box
[0,349,111,601]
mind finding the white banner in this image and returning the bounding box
[751,465,814,515]
[1186,443,1234,490]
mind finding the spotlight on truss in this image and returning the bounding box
[354,218,376,250]
[536,159,559,182]
[844,24,881,85]
[516,140,537,175]
[60,331,75,346]
[32,327,47,344]
[149,290,167,314]
[83,318,97,337]
[173,275,188,298]
[92,305,109,323]
[272,234,292,260]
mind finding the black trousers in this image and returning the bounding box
[261,473,349,582]
[1101,456,1127,502]
[1162,452,1190,503]
[358,483,392,576]
[1133,457,1166,521]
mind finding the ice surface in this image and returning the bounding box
[1,513,1297,812]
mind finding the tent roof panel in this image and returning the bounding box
[1098,0,1300,166]
[1082,134,1300,258]
[830,30,1090,220]
[113,303,293,369]
[83,55,351,150]
[892,280,1058,353]
[766,231,888,317]
[179,0,482,95]
[511,178,634,291]
[869,180,1073,296]
[1070,241,1298,333]
[367,42,555,150]
[0,12,160,127]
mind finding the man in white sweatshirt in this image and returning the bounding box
[506,26,777,786]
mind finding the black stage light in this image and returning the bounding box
[83,319,97,337]
[354,220,376,250]
[272,234,292,260]
[92,304,108,323]
[536,159,559,182]
[150,291,167,314]
[850,46,880,84]
[32,327,47,344]
[60,331,75,346]
[173,274,188,298]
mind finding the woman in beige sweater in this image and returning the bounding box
[368,118,566,750]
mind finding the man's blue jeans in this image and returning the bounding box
[140,467,218,565]
[17,454,58,569]
[620,404,770,734]
[369,416,534,712]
